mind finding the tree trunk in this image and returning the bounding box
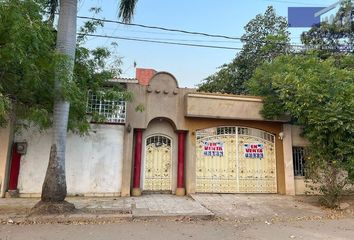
[41,0,77,202]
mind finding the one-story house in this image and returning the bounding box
[0,68,310,198]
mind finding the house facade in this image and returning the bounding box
[0,69,310,198]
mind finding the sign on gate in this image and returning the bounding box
[244,143,264,159]
[203,141,224,157]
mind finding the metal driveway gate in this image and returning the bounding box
[196,127,277,193]
[143,135,172,191]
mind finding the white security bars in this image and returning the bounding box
[87,91,126,124]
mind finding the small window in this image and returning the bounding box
[147,135,171,147]
[217,127,236,135]
[87,91,126,124]
[293,147,307,176]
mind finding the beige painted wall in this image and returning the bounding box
[123,72,290,196]
[0,124,13,197]
[291,125,309,146]
[282,124,295,195]
[122,72,193,195]
[295,177,309,195]
[186,94,265,121]
[125,72,194,131]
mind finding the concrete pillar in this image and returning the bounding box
[121,126,134,197]
[185,131,196,195]
[0,124,13,198]
[132,129,143,196]
[176,131,187,196]
[282,124,296,195]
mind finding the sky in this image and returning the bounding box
[77,0,339,88]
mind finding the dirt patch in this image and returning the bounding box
[30,200,76,215]
[294,195,354,218]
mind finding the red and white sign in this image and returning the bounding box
[244,143,264,158]
[203,141,224,157]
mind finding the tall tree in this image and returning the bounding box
[248,54,354,208]
[38,0,78,210]
[32,0,139,212]
[0,0,136,212]
[198,6,290,94]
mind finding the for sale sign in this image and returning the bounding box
[203,141,224,157]
[244,143,264,159]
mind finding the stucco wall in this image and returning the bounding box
[123,72,291,196]
[291,125,309,146]
[0,124,13,197]
[186,94,265,121]
[14,124,124,196]
[282,124,295,195]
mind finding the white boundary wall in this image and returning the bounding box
[14,124,124,196]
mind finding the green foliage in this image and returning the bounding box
[248,53,354,207]
[301,0,354,55]
[198,6,290,94]
[0,0,129,133]
[0,0,56,128]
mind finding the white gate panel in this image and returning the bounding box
[196,126,277,193]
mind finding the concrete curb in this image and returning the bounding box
[132,212,215,221]
[0,213,133,225]
[0,212,215,225]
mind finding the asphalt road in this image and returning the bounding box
[1,218,353,240]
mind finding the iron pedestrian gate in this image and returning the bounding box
[143,135,172,191]
[196,126,277,193]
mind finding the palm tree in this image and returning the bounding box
[34,0,138,212]
[119,0,138,23]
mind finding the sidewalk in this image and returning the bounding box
[0,194,352,224]
[0,194,213,224]
[191,194,326,222]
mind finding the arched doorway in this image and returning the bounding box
[143,135,172,191]
[139,118,178,193]
[196,126,277,193]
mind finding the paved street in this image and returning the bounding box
[1,218,354,240]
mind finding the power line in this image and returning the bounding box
[77,15,244,41]
[97,32,245,44]
[99,27,244,42]
[77,15,304,46]
[79,33,244,50]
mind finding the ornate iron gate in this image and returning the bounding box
[143,135,172,191]
[196,127,277,193]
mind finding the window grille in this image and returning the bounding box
[293,147,307,176]
[217,127,236,135]
[87,91,126,123]
[147,135,171,147]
